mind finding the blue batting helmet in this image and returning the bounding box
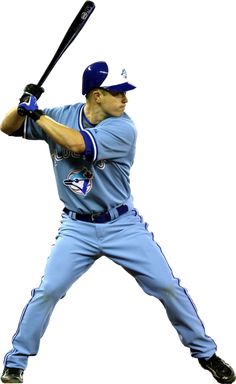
[82,61,136,95]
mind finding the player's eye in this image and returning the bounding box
[108,90,126,97]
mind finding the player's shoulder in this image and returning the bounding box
[100,112,136,131]
[97,113,137,143]
[120,112,136,127]
[44,102,83,118]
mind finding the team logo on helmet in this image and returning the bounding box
[63,168,93,195]
[121,68,127,79]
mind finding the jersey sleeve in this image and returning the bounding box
[87,114,137,162]
[20,104,82,142]
[23,117,48,141]
[10,116,48,140]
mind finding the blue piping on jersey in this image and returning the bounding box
[78,105,98,162]
[80,130,96,161]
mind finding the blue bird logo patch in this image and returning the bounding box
[63,168,93,195]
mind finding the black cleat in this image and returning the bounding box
[1,367,24,383]
[199,354,235,383]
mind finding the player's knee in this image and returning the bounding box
[138,275,179,298]
[40,282,67,301]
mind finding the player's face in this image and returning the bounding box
[99,89,128,117]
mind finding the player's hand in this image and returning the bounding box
[17,83,44,118]
[17,93,44,121]
[24,83,45,100]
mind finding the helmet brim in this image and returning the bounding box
[103,82,136,93]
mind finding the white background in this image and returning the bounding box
[0,1,235,383]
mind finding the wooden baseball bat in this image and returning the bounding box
[37,1,95,86]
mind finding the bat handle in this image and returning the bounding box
[37,79,44,87]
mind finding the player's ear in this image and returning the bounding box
[93,89,103,103]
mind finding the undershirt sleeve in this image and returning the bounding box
[10,124,24,137]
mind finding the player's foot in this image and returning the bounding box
[199,354,235,383]
[1,367,24,383]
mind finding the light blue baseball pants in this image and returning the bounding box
[4,209,217,369]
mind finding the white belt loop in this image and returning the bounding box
[68,210,77,220]
[108,207,119,221]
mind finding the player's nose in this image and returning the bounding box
[122,93,128,103]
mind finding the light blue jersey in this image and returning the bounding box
[23,103,137,213]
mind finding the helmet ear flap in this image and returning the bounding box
[82,61,108,95]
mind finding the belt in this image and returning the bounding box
[63,205,128,223]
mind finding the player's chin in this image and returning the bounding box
[113,108,126,117]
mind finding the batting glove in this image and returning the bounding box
[23,83,44,99]
[17,93,44,121]
[17,83,44,117]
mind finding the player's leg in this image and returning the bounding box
[103,209,216,358]
[104,210,236,382]
[3,214,101,371]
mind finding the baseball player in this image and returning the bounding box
[0,61,235,384]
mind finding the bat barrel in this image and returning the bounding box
[37,1,95,86]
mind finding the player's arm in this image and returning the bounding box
[1,84,45,136]
[0,107,26,135]
[37,115,86,153]
[17,92,86,153]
